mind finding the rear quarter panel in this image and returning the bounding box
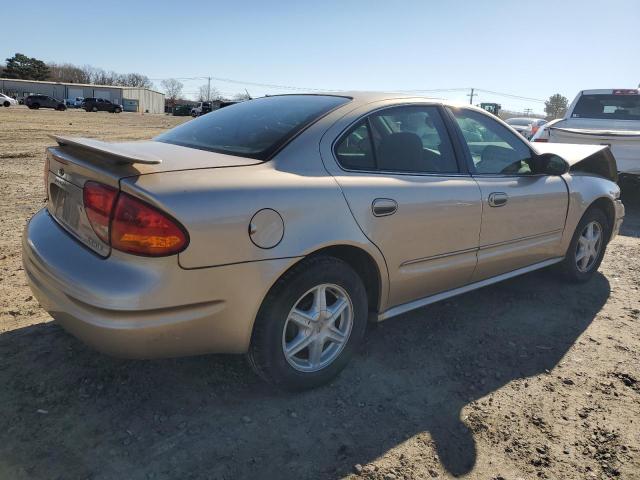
[119,130,390,308]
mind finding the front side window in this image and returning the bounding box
[157,95,350,160]
[335,105,458,174]
[451,108,535,175]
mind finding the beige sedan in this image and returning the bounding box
[23,92,624,390]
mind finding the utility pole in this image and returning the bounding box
[468,88,475,105]
[524,108,532,117]
[207,77,211,102]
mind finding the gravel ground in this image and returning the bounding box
[0,106,639,480]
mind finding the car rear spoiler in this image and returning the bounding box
[49,135,162,165]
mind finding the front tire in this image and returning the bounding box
[3,101,9,107]
[559,208,609,283]
[114,107,122,113]
[248,256,368,390]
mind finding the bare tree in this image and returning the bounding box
[233,92,252,101]
[119,73,153,89]
[196,84,221,101]
[161,78,184,108]
[47,63,91,83]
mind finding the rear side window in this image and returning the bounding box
[335,105,459,174]
[156,95,350,160]
[572,93,640,120]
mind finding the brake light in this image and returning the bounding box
[82,181,188,256]
[83,182,118,243]
[111,192,188,256]
[533,138,548,142]
[613,89,639,95]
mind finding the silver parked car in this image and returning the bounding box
[23,93,624,390]
[505,117,547,139]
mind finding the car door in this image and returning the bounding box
[323,104,483,309]
[447,107,569,280]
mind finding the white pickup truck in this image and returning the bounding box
[532,89,640,184]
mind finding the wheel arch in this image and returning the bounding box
[587,196,616,242]
[305,244,383,315]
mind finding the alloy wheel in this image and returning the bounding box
[282,283,354,372]
[576,220,602,272]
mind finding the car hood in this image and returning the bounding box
[533,142,618,181]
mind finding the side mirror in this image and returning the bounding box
[535,153,569,175]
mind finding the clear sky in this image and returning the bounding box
[3,0,639,114]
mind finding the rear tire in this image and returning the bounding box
[114,107,122,113]
[247,256,368,390]
[3,101,9,107]
[92,106,98,112]
[32,103,40,109]
[558,208,609,283]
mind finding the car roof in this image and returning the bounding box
[267,91,483,112]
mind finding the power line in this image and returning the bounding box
[474,88,546,103]
[150,73,548,108]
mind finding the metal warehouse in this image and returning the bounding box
[0,78,165,114]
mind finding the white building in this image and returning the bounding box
[0,78,165,113]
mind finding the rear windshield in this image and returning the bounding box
[572,93,640,120]
[156,95,350,160]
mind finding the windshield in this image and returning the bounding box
[572,93,640,120]
[156,95,350,160]
[506,118,533,126]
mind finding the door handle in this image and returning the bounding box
[372,198,398,217]
[488,192,508,207]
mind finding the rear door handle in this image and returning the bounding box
[372,198,398,216]
[488,192,508,207]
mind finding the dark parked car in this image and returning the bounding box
[25,95,66,111]
[172,104,192,116]
[82,98,123,113]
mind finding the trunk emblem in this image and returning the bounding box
[58,168,65,177]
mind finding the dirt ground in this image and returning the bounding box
[0,106,639,480]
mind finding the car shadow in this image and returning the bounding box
[0,270,610,479]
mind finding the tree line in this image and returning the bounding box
[1,53,153,88]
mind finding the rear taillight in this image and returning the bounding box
[82,181,188,257]
[533,138,548,142]
[83,182,118,243]
[111,194,188,256]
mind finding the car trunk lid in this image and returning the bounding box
[46,137,262,256]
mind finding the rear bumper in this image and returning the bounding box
[23,209,298,358]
